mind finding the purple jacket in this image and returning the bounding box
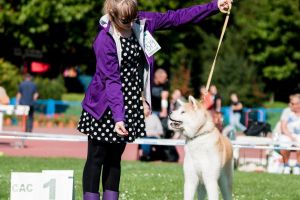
[82,0,219,122]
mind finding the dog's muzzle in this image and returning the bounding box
[168,116,183,129]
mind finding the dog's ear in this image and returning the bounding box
[188,96,198,110]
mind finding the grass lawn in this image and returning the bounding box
[1,156,300,200]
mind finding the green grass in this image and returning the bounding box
[263,101,287,109]
[1,156,300,200]
[62,93,84,102]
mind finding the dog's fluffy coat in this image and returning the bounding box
[169,96,233,200]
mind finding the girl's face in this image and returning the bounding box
[114,16,135,31]
[111,0,138,32]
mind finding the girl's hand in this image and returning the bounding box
[218,0,233,13]
[114,121,128,137]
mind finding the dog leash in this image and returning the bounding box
[205,7,231,91]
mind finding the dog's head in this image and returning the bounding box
[168,96,214,138]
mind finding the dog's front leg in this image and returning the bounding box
[203,178,219,200]
[183,156,199,200]
[183,173,199,200]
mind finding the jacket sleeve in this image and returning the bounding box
[138,0,219,32]
[94,32,125,122]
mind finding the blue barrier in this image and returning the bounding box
[10,98,82,117]
[9,97,284,121]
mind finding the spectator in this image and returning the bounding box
[170,89,186,112]
[16,74,39,132]
[207,85,223,131]
[140,101,164,161]
[199,85,215,109]
[151,68,169,137]
[229,93,246,132]
[151,68,169,116]
[0,86,10,131]
[208,85,222,112]
[278,93,300,174]
[0,86,9,105]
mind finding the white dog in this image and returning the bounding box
[169,96,233,200]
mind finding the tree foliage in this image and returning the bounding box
[0,59,22,97]
[235,0,300,81]
[1,0,299,103]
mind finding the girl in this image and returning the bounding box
[78,0,232,199]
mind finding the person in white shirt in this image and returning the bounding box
[279,94,300,174]
[140,101,163,161]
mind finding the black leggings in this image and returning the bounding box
[82,139,126,193]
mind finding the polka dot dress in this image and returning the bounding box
[78,33,146,143]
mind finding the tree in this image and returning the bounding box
[0,59,22,97]
[235,0,300,99]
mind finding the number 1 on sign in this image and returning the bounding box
[43,178,56,200]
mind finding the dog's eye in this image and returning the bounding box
[181,111,185,114]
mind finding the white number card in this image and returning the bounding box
[144,31,161,57]
[10,173,42,200]
[10,170,74,200]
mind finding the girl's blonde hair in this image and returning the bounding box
[103,0,138,25]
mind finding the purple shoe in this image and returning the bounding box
[83,192,100,200]
[103,190,119,200]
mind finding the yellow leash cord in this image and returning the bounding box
[205,9,231,91]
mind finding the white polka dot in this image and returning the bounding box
[101,133,105,136]
[95,123,98,126]
[106,129,109,132]
[105,138,108,141]
[113,137,116,141]
[84,112,87,116]
[94,132,97,135]
[86,128,90,131]
[97,137,101,140]
[102,124,106,128]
